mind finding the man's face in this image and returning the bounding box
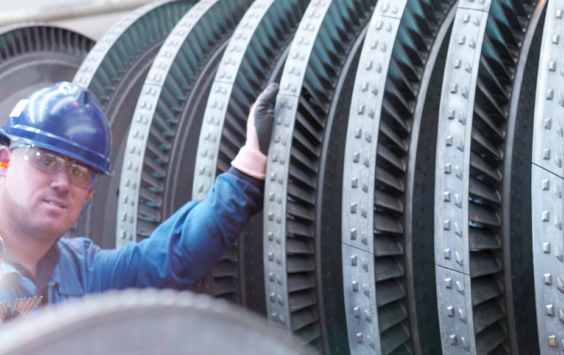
[0,146,93,241]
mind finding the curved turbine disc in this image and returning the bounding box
[0,289,313,355]
[532,0,564,351]
[340,1,457,354]
[0,24,94,127]
[263,0,376,351]
[189,0,309,311]
[72,0,195,248]
[115,0,252,306]
[434,0,545,353]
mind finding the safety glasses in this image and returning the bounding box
[13,144,97,189]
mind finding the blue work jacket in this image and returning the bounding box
[0,170,263,315]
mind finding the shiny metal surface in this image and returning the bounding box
[342,1,457,353]
[532,0,564,351]
[264,0,376,350]
[0,289,314,355]
[341,5,404,355]
[190,0,309,312]
[71,0,194,248]
[435,0,543,353]
[116,0,221,247]
[0,25,94,128]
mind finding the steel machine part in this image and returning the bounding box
[73,0,195,248]
[0,25,94,127]
[341,0,457,354]
[0,289,313,355]
[189,0,309,311]
[116,0,252,305]
[434,0,544,354]
[532,0,564,352]
[263,0,377,351]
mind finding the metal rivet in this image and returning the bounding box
[543,179,550,190]
[458,309,467,323]
[545,118,552,129]
[455,166,463,180]
[364,310,372,323]
[543,211,550,221]
[456,281,464,295]
[461,337,470,351]
[353,152,360,163]
[544,242,551,254]
[455,252,463,266]
[454,223,462,237]
[547,304,555,316]
[444,220,450,230]
[444,249,451,259]
[459,113,466,125]
[557,247,564,262]
[454,194,462,208]
[351,255,358,266]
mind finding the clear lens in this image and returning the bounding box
[23,146,97,188]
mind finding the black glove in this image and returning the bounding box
[231,83,279,180]
[253,83,279,155]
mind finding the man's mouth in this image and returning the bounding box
[45,201,66,208]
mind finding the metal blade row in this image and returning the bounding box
[434,0,543,354]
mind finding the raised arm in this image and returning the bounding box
[86,84,279,292]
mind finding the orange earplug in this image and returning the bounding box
[86,194,91,199]
[0,162,8,169]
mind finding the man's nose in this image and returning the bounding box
[50,167,71,192]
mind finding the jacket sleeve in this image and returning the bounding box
[87,172,263,291]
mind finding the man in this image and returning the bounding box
[0,81,278,314]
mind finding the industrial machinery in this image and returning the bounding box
[2,0,564,353]
[0,289,311,355]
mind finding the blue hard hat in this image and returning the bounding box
[0,82,113,176]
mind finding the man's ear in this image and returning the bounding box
[0,146,12,178]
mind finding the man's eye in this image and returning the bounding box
[70,166,86,177]
[41,157,57,166]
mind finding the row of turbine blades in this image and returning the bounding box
[0,0,563,353]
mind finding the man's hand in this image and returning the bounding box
[231,83,279,180]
